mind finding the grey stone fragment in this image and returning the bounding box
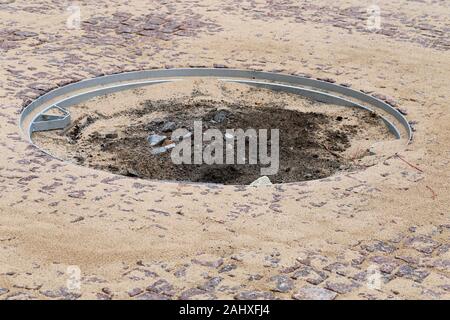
[404,235,440,254]
[325,279,360,294]
[13,30,38,37]
[248,274,263,281]
[5,292,37,300]
[198,277,222,291]
[0,288,9,296]
[292,265,328,285]
[324,262,350,275]
[439,284,450,292]
[363,240,397,254]
[39,287,81,300]
[427,259,450,272]
[151,143,176,155]
[173,267,187,278]
[436,244,450,256]
[219,264,237,273]
[161,121,176,132]
[70,216,84,223]
[147,134,166,147]
[280,264,301,273]
[270,275,294,293]
[395,264,430,283]
[213,110,229,123]
[146,279,175,296]
[370,256,398,274]
[127,287,143,297]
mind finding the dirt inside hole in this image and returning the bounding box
[33,79,393,185]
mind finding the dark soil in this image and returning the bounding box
[61,98,381,185]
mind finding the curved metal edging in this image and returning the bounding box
[24,79,178,139]
[20,68,412,143]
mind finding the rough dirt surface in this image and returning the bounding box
[33,80,391,185]
[0,0,449,300]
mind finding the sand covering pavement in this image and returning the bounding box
[0,0,449,299]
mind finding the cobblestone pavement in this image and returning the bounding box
[0,0,449,299]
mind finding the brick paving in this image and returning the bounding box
[0,0,449,299]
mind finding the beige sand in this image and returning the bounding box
[0,0,448,300]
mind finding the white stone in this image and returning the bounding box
[147,134,166,147]
[249,176,272,186]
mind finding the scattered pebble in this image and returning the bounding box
[270,275,294,293]
[161,121,176,132]
[0,288,9,296]
[147,134,167,147]
[70,216,85,223]
[213,110,229,123]
[127,288,143,297]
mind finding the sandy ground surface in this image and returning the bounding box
[0,0,449,300]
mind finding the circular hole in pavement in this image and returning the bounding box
[31,78,395,185]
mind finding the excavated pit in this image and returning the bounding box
[32,79,393,185]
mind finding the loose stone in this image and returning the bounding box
[147,134,167,147]
[292,287,337,300]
